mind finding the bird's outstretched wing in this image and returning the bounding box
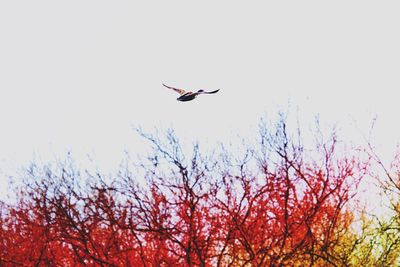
[162,83,187,95]
[202,89,220,94]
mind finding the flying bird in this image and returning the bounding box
[162,83,220,102]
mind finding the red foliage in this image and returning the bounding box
[0,124,368,266]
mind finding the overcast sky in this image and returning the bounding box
[1,1,399,197]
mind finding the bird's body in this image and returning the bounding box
[163,83,220,102]
[177,92,197,102]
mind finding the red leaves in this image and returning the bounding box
[0,125,368,266]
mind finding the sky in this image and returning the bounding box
[0,1,399,200]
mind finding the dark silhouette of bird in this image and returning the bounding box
[162,83,220,102]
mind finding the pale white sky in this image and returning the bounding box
[0,1,399,199]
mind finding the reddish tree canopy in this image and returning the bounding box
[0,120,370,266]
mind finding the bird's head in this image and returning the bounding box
[197,89,205,93]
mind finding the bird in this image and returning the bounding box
[162,83,220,102]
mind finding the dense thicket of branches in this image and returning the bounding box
[1,120,400,266]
